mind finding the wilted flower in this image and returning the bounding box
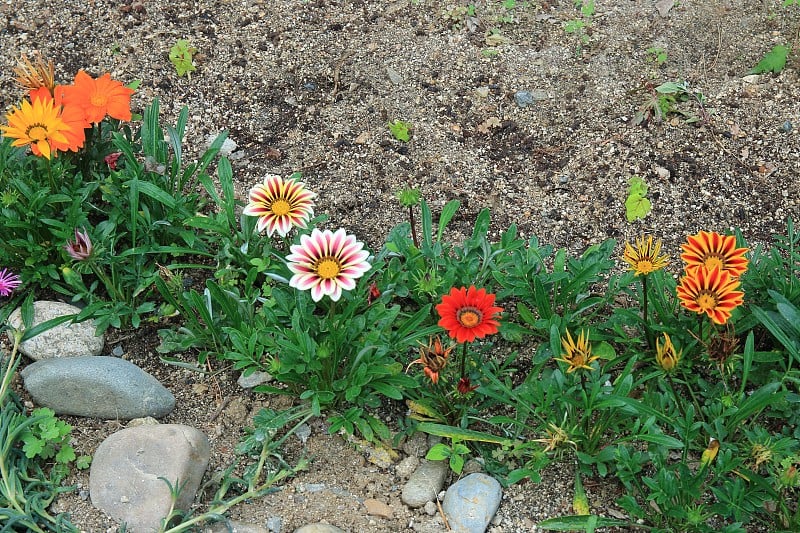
[655,333,681,372]
[59,70,134,123]
[367,281,381,305]
[676,266,744,325]
[456,376,478,395]
[680,230,748,278]
[407,336,452,385]
[555,329,598,373]
[1,96,71,159]
[622,235,669,276]
[243,174,316,237]
[436,286,502,344]
[64,228,93,260]
[286,228,371,302]
[0,268,22,297]
[13,52,55,93]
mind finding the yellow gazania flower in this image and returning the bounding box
[1,97,71,159]
[680,230,748,278]
[655,333,681,372]
[13,52,56,93]
[555,329,598,373]
[622,235,669,276]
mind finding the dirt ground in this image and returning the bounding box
[1,0,799,531]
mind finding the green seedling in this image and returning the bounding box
[387,119,412,142]
[749,45,791,74]
[427,439,471,474]
[646,46,668,66]
[169,39,197,78]
[625,176,651,222]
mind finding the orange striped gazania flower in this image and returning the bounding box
[59,70,134,123]
[680,230,748,278]
[1,96,71,159]
[676,266,744,325]
[436,286,503,344]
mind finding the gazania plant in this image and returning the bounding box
[3,52,800,533]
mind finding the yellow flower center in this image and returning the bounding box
[91,94,108,107]
[271,199,291,216]
[636,260,655,275]
[457,307,482,328]
[26,124,48,141]
[703,256,724,271]
[315,257,341,280]
[696,292,718,311]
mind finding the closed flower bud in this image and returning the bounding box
[656,333,681,372]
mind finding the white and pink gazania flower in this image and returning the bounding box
[286,228,371,302]
[242,174,316,237]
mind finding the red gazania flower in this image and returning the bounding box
[60,70,134,123]
[680,230,749,278]
[676,266,744,325]
[436,286,502,344]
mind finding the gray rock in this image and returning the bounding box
[401,460,449,508]
[395,456,420,479]
[266,515,283,532]
[7,301,103,360]
[294,524,345,533]
[90,424,210,532]
[204,520,268,533]
[21,356,175,419]
[442,473,502,533]
[237,370,273,389]
[513,90,548,108]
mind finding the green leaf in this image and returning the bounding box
[437,200,461,242]
[425,443,451,460]
[450,453,465,474]
[416,422,512,445]
[625,194,651,222]
[627,176,648,197]
[387,120,411,142]
[536,515,631,530]
[749,45,790,74]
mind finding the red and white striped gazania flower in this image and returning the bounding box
[286,228,371,302]
[243,174,316,237]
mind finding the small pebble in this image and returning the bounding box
[781,120,793,132]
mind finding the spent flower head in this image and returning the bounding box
[680,230,749,278]
[676,266,744,325]
[243,174,316,237]
[407,336,453,385]
[622,235,669,276]
[286,228,371,302]
[396,187,421,208]
[436,286,503,344]
[14,52,56,93]
[0,268,22,297]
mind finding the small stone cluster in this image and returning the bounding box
[10,301,504,532]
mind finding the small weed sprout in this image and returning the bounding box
[169,39,197,78]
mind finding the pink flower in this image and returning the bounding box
[64,228,93,260]
[286,228,371,302]
[242,174,316,237]
[104,152,122,170]
[0,268,21,297]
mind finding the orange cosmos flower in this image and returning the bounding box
[407,336,452,384]
[436,286,503,344]
[680,230,748,278]
[60,70,134,123]
[676,266,744,325]
[1,96,71,159]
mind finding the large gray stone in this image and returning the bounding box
[7,300,104,360]
[442,473,502,533]
[401,459,449,508]
[90,424,211,532]
[294,525,345,533]
[20,356,175,419]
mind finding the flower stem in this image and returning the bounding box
[90,262,125,303]
[642,274,653,350]
[459,342,467,379]
[408,206,418,248]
